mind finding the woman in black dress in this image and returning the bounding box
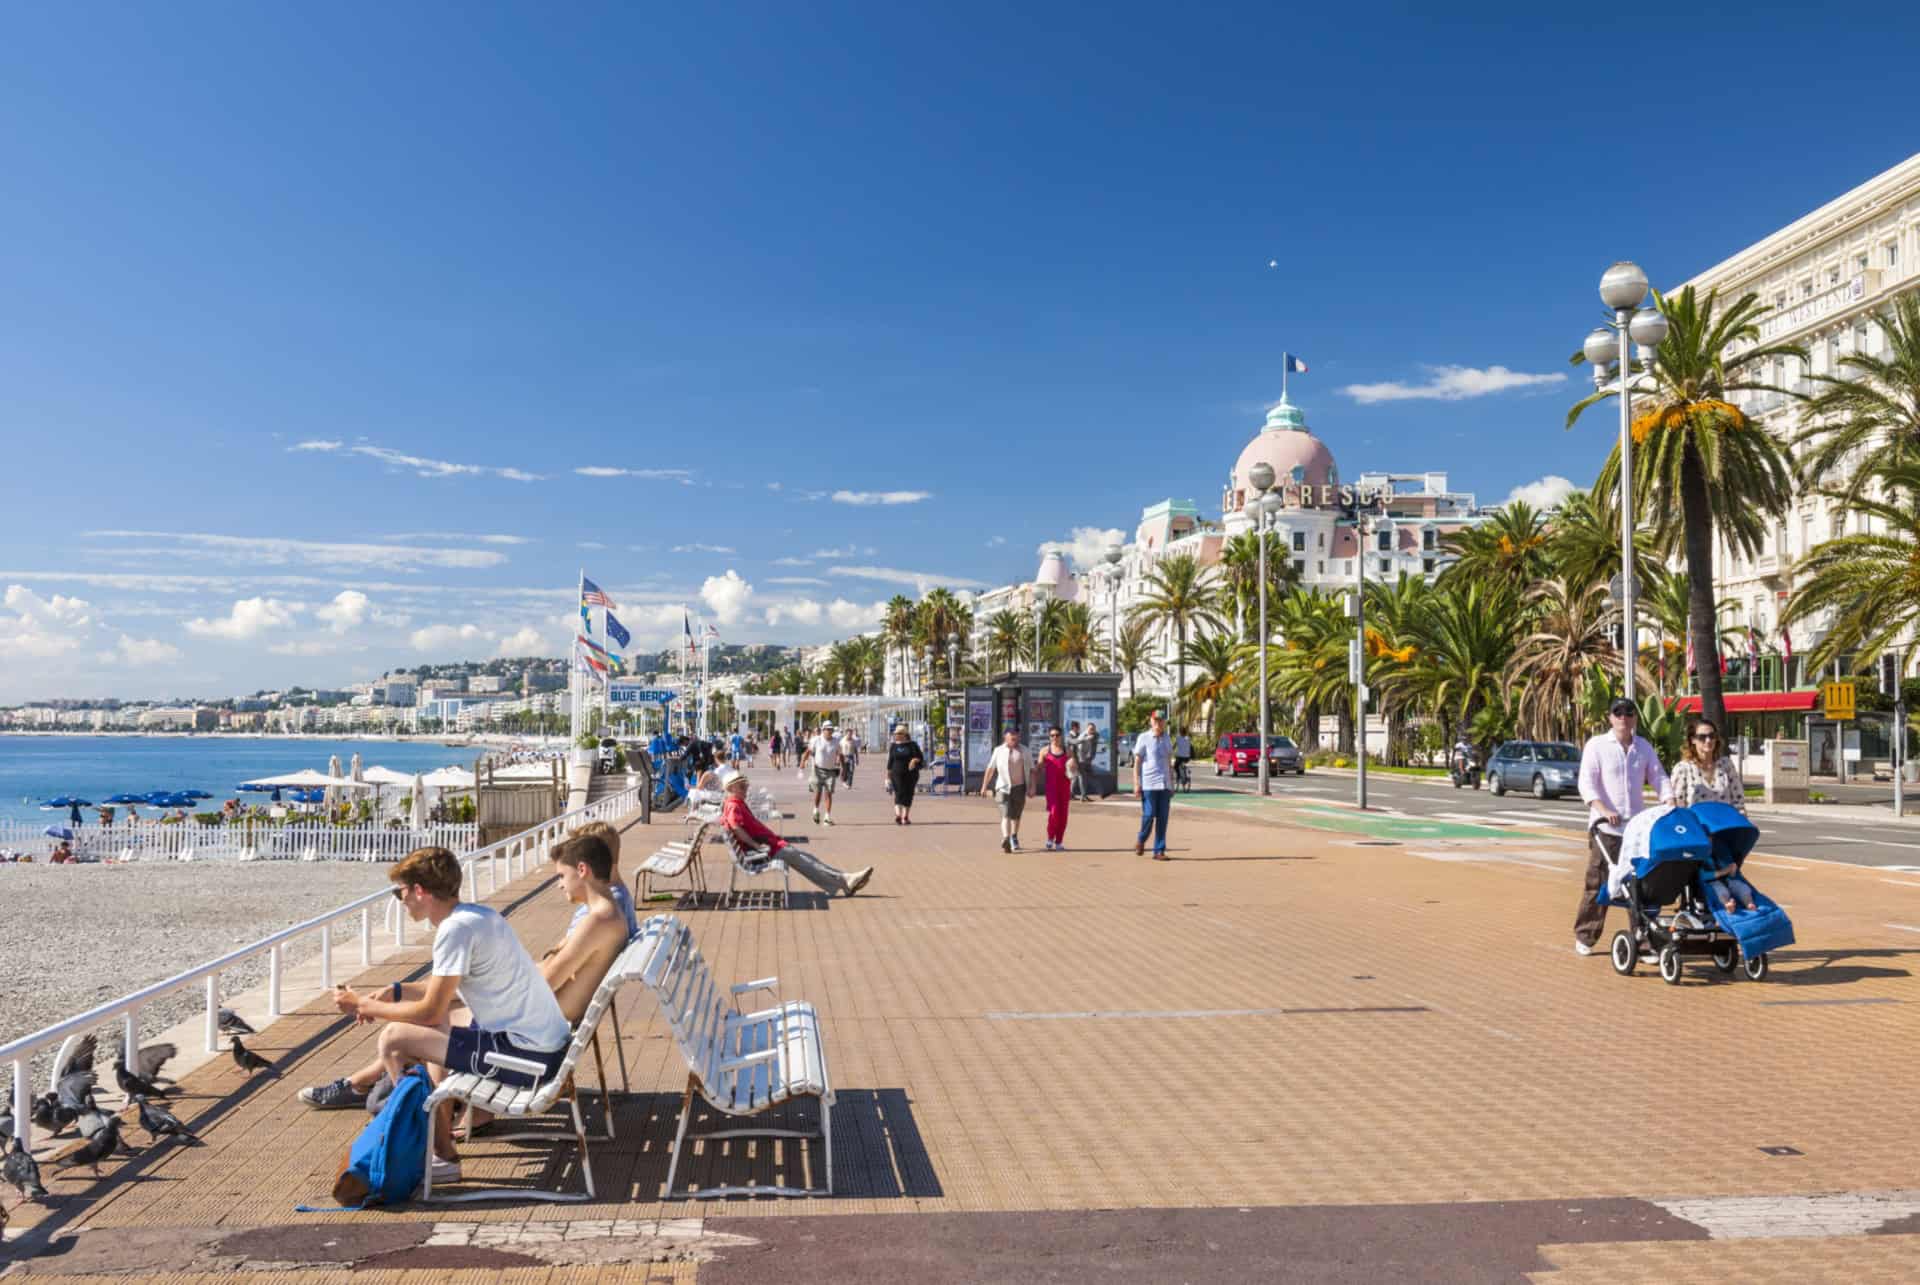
[887,725,924,824]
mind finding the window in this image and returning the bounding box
[1800,278,1813,298]
[1377,558,1390,574]
[1888,241,1901,268]
[1774,293,1786,310]
[1830,267,1842,286]
[1422,528,1437,550]
[1376,529,1391,551]
[1317,560,1325,574]
[1317,531,1325,548]
[1292,531,1305,551]
[1293,559,1305,576]
[1801,515,1813,554]
[1857,253,1870,273]
[1422,557,1435,574]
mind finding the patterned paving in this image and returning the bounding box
[8,773,1920,1280]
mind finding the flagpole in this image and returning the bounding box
[572,568,585,745]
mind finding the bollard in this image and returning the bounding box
[268,945,282,1019]
[361,906,372,966]
[123,1010,138,1070]
[205,976,219,1054]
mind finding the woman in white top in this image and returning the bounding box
[979,728,1036,853]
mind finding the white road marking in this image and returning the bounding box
[1653,1191,1920,1240]
[1885,923,1920,933]
[1880,881,1920,890]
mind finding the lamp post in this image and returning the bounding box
[946,631,958,686]
[1032,598,1044,671]
[1104,546,1124,674]
[1583,262,1670,705]
[1248,461,1278,796]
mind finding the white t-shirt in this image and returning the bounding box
[432,903,571,1053]
[986,744,1029,795]
[808,734,842,770]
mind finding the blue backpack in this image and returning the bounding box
[300,1064,431,1210]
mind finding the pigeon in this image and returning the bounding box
[29,1093,65,1135]
[57,1068,96,1116]
[55,1116,119,1178]
[66,1032,98,1074]
[217,1008,255,1037]
[133,1095,197,1145]
[4,1135,46,1201]
[130,1042,177,1084]
[230,1037,273,1075]
[0,1109,11,1140]
[74,1091,115,1142]
[114,1043,176,1100]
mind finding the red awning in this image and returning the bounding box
[1672,691,1819,713]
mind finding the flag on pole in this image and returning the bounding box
[1283,352,1309,374]
[1747,626,1760,661]
[1781,623,1793,660]
[581,577,616,609]
[575,637,608,675]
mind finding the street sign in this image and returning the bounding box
[1348,637,1363,683]
[1822,680,1856,721]
[608,684,677,706]
[1606,572,1644,604]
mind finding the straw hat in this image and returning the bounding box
[716,767,746,791]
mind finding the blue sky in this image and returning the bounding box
[3,3,1917,701]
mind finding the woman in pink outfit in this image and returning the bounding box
[1038,726,1074,851]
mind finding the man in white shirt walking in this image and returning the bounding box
[1133,709,1174,859]
[800,721,843,826]
[979,727,1033,852]
[1574,698,1671,955]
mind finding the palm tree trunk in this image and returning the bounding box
[1303,700,1320,749]
[1681,441,1727,730]
[1174,625,1186,732]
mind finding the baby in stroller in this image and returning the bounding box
[1703,851,1758,914]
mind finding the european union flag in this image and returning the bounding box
[605,610,631,650]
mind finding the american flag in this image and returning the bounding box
[581,576,616,609]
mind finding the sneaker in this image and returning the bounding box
[1009,836,1020,852]
[823,815,835,827]
[845,867,874,896]
[1000,837,1011,852]
[298,1077,369,1110]
[811,808,820,824]
[428,1156,462,1186]
[1044,840,1056,851]
[1573,940,1595,956]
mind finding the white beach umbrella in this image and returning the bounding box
[350,752,364,782]
[326,755,343,810]
[360,766,416,786]
[421,767,477,789]
[410,772,429,831]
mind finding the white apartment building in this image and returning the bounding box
[1689,153,1920,680]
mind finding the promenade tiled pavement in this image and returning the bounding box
[7,773,1920,1281]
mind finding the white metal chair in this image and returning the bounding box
[637,820,712,902]
[422,934,658,1203]
[635,914,832,1198]
[722,832,791,909]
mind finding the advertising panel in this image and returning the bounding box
[1063,693,1113,772]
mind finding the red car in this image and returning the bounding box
[1213,733,1304,776]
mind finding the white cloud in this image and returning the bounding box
[767,576,828,586]
[986,535,1006,547]
[810,546,875,559]
[312,589,407,634]
[106,634,182,666]
[0,584,93,657]
[266,639,350,657]
[86,531,507,571]
[764,599,823,627]
[772,557,813,567]
[574,466,694,484]
[1039,525,1127,570]
[700,570,754,626]
[672,543,736,555]
[831,489,932,506]
[577,541,607,550]
[185,597,305,640]
[388,531,530,546]
[410,622,488,653]
[1339,365,1567,404]
[766,482,782,492]
[496,625,551,657]
[827,565,990,592]
[827,598,886,629]
[290,441,542,482]
[1504,475,1578,510]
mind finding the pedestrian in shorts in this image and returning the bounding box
[801,721,843,826]
[979,728,1034,852]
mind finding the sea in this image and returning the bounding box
[0,735,481,827]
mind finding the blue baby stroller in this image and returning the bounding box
[1602,802,1795,985]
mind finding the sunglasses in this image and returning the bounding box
[391,886,407,901]
[1692,733,1718,743]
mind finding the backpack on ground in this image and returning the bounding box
[300,1063,431,1210]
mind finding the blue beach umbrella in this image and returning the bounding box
[105,793,150,805]
[44,825,75,840]
[43,797,94,809]
[182,789,214,800]
[235,783,274,793]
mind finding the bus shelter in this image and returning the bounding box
[962,672,1122,796]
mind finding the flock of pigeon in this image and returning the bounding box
[2,1008,274,1234]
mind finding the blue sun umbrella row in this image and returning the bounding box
[42,786,329,817]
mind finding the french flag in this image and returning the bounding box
[1284,352,1309,374]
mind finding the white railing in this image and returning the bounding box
[3,784,642,1148]
[0,820,478,864]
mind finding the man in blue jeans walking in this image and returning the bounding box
[1133,708,1173,860]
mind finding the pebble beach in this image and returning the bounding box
[1,861,396,1094]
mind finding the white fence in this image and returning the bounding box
[3,783,643,1148]
[0,820,478,864]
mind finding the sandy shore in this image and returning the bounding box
[0,862,395,1095]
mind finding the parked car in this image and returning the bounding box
[1214,733,1305,777]
[1486,741,1581,798]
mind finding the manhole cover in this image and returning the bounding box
[1759,1145,1804,1156]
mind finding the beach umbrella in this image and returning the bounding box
[235,783,274,793]
[43,796,94,809]
[241,769,365,788]
[410,772,429,830]
[327,755,342,810]
[421,767,477,790]
[43,825,75,840]
[350,752,364,783]
[182,789,214,800]
[105,793,149,804]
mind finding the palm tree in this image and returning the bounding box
[1504,577,1641,744]
[1363,573,1432,764]
[914,587,972,674]
[1545,486,1662,596]
[883,594,916,690]
[1035,598,1073,668]
[1641,572,1738,696]
[1113,617,1164,705]
[1404,581,1520,750]
[1217,530,1295,640]
[983,609,1026,676]
[1129,552,1225,732]
[1793,292,1920,505]
[1178,631,1240,735]
[1046,601,1106,673]
[1269,588,1350,751]
[1569,284,1805,730]
[1783,461,1920,672]
[1438,500,1551,593]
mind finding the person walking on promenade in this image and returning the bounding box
[1038,726,1076,850]
[887,725,924,824]
[1134,709,1174,859]
[801,720,843,826]
[1073,719,1099,800]
[842,728,860,789]
[979,727,1034,852]
[1172,726,1194,790]
[769,728,784,769]
[720,769,872,896]
[1574,698,1671,955]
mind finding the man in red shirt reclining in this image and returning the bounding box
[719,768,873,897]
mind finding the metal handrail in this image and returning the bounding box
[4,783,642,1147]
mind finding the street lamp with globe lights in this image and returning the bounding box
[1247,461,1280,795]
[1103,545,1124,670]
[946,631,958,686]
[1584,261,1670,704]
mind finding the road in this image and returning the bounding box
[1185,763,1920,870]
